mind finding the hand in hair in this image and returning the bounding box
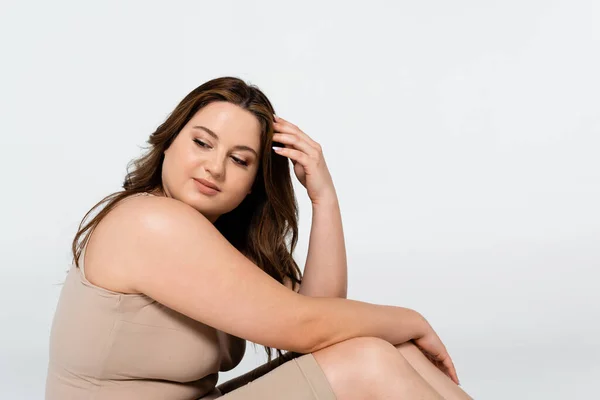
[272,115,337,205]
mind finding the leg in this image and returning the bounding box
[395,341,474,400]
[312,337,445,399]
[217,351,302,394]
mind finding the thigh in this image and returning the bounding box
[216,351,302,395]
[217,353,336,400]
[395,341,473,400]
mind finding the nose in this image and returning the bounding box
[204,152,226,180]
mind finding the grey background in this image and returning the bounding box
[1,0,599,398]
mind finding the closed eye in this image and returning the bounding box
[232,157,248,166]
[193,139,249,167]
[193,138,210,148]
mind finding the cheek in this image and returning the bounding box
[229,171,257,193]
[234,174,255,191]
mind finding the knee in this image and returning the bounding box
[316,337,409,382]
[344,337,398,360]
[348,337,410,375]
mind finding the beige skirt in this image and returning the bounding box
[202,353,336,400]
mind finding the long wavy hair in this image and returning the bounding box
[71,76,303,363]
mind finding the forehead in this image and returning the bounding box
[188,102,262,147]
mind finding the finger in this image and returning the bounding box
[273,119,315,143]
[272,146,310,166]
[272,133,319,158]
[442,356,459,385]
[273,119,320,149]
[441,353,459,385]
[430,355,453,383]
[420,348,460,386]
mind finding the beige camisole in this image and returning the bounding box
[45,192,246,399]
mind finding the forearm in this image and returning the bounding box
[305,297,427,353]
[219,300,425,392]
[299,196,348,298]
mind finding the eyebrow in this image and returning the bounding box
[192,125,258,157]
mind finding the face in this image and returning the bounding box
[160,101,262,223]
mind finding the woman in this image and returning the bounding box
[45,76,473,399]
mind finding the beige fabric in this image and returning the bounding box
[46,192,337,399]
[219,353,336,400]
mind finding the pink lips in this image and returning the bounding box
[193,178,220,195]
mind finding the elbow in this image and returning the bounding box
[293,298,330,354]
[296,322,323,354]
[298,284,347,299]
[286,293,346,352]
[340,281,348,298]
[332,286,347,299]
[330,281,347,299]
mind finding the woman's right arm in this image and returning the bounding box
[115,196,428,353]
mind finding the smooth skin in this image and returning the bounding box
[83,101,472,399]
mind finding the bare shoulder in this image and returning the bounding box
[83,194,199,294]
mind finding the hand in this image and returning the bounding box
[412,318,460,385]
[271,115,336,204]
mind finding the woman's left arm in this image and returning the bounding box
[299,195,348,298]
[272,115,347,299]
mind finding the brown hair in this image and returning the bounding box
[71,76,302,363]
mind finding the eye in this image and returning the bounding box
[193,139,210,148]
[195,139,249,167]
[232,157,248,167]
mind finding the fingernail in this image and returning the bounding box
[272,146,282,151]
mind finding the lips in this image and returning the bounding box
[194,178,220,192]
